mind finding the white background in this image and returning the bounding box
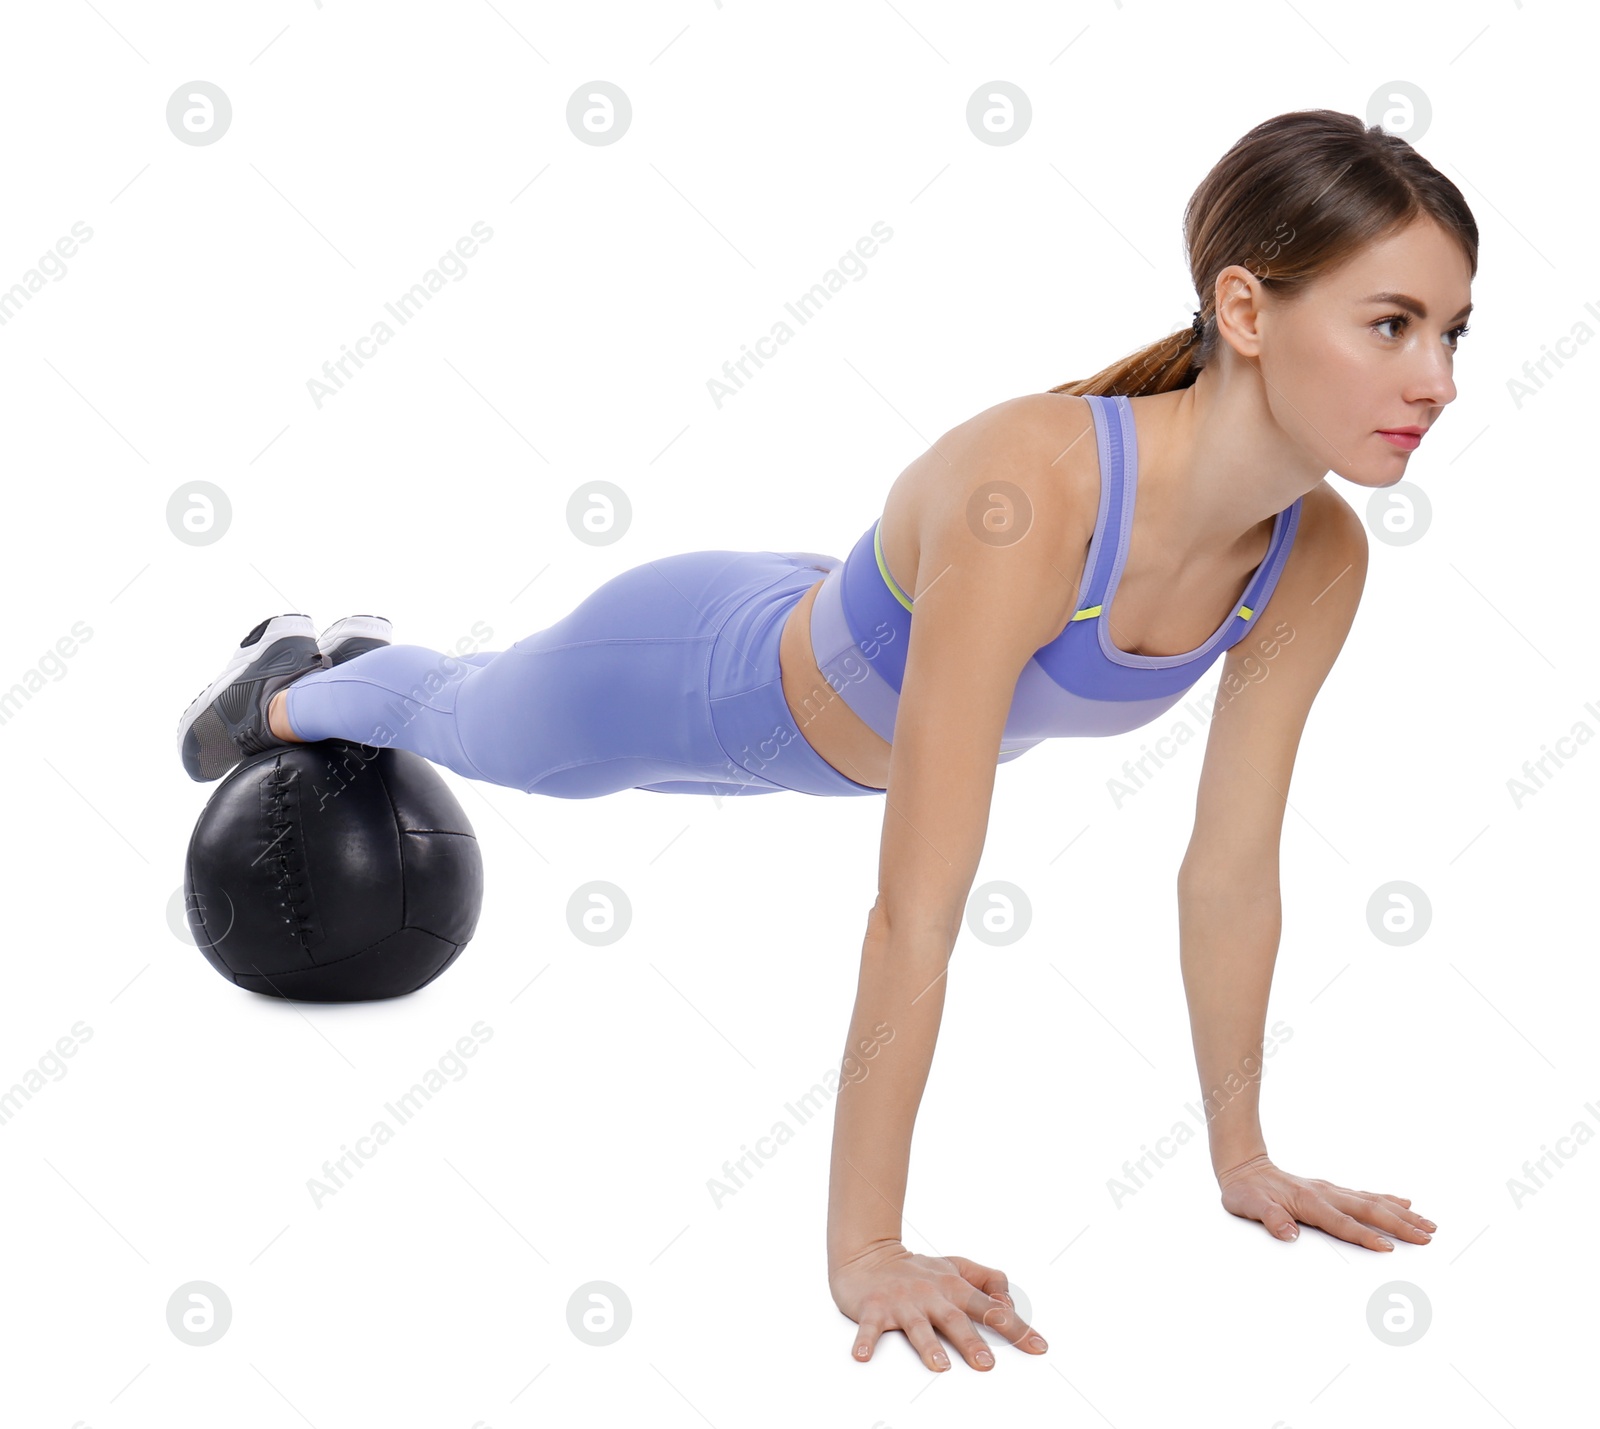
[1,2,1594,1425]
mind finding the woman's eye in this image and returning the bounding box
[1375,314,1469,349]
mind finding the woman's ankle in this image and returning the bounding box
[268,689,300,742]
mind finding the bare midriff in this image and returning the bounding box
[779,575,892,791]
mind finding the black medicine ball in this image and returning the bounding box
[183,740,484,1002]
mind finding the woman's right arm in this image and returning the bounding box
[825,409,1077,1371]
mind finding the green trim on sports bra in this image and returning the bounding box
[874,520,1261,632]
[872,519,916,613]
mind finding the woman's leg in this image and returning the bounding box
[277,553,789,797]
[279,550,883,800]
[282,643,502,784]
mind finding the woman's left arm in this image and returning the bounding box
[1175,484,1434,1251]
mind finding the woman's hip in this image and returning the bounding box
[462,549,876,798]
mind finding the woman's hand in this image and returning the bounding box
[829,1240,1048,1371]
[1217,1153,1437,1250]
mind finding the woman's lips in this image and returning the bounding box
[1378,430,1421,451]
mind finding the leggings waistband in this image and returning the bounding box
[707,557,884,797]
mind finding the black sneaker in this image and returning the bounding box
[176,614,329,782]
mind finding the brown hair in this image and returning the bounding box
[1049,108,1479,398]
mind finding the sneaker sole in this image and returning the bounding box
[178,614,321,782]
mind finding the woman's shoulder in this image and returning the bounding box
[913,391,1099,540]
[952,390,1096,452]
[912,389,1096,494]
[1283,476,1367,572]
[876,392,1097,635]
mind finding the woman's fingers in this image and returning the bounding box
[942,1257,1049,1355]
[849,1291,1048,1369]
[1256,1182,1436,1252]
[849,1301,967,1370]
[852,1316,886,1362]
[1298,1197,1400,1252]
[1221,1166,1434,1252]
[899,1313,952,1371]
[1327,1189,1434,1242]
[958,1285,1049,1354]
[926,1302,997,1370]
[945,1253,1009,1298]
[1357,1192,1435,1232]
[1257,1200,1301,1241]
[838,1248,1047,1370]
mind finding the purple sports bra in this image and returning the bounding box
[806,393,1304,762]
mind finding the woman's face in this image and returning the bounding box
[1238,217,1474,488]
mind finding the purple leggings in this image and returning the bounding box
[283,550,885,800]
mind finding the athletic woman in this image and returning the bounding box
[176,110,1475,1372]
